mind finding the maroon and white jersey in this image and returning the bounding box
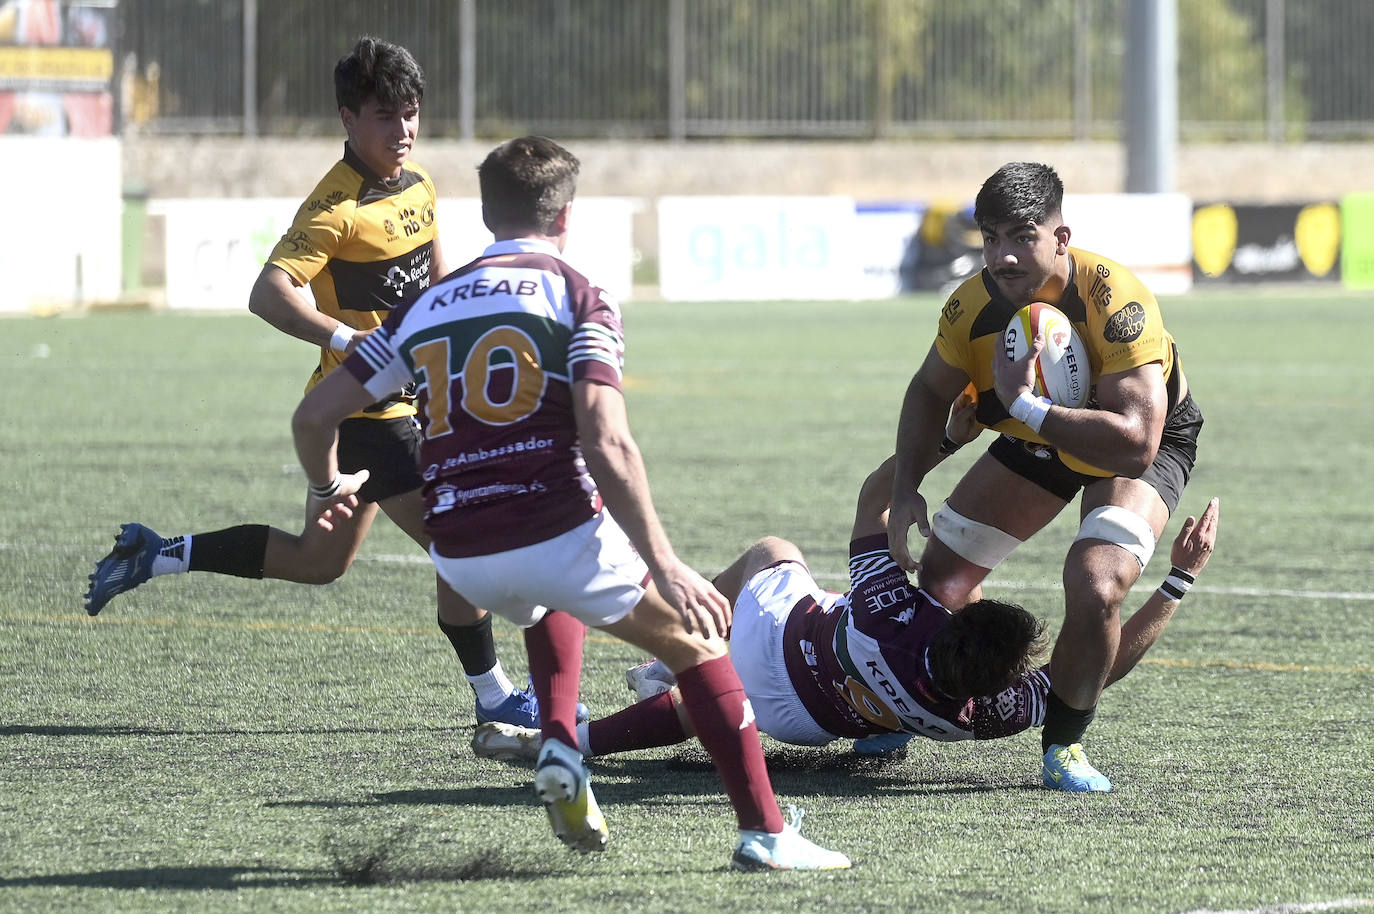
[781,533,1051,741]
[343,238,624,556]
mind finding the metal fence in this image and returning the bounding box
[116,0,1374,140]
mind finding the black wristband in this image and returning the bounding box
[937,435,963,456]
[309,476,341,499]
[1157,565,1196,601]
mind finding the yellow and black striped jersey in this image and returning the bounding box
[267,143,438,420]
[935,247,1177,476]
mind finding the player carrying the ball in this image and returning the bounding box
[887,162,1205,792]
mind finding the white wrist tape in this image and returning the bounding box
[1008,390,1052,434]
[1157,566,1196,601]
[329,323,354,353]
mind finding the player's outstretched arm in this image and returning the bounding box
[890,346,969,570]
[856,395,982,542]
[1106,497,1220,686]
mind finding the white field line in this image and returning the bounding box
[1179,899,1373,914]
[354,553,1374,602]
[15,539,1372,603]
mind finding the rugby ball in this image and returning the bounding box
[1003,303,1089,408]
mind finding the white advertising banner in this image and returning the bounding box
[154,196,639,311]
[854,202,923,298]
[1063,193,1195,294]
[150,198,299,312]
[657,196,863,300]
[0,137,121,311]
[437,197,638,302]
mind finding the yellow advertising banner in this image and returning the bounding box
[0,45,112,88]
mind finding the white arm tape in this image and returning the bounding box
[931,502,1023,570]
[1074,505,1158,568]
[329,323,354,353]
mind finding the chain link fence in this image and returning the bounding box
[117,0,1374,140]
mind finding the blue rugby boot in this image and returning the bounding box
[84,523,161,615]
[475,678,589,729]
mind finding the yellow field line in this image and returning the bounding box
[8,610,1374,675]
[1137,656,1374,675]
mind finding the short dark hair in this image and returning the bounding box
[927,599,1049,699]
[973,162,1064,232]
[334,36,425,114]
[477,136,581,236]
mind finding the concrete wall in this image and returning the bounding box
[123,137,1374,291]
[124,137,1374,201]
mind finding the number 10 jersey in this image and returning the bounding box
[342,238,625,557]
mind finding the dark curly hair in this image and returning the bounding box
[927,598,1049,699]
[334,36,425,114]
[973,162,1064,233]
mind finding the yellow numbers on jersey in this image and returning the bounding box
[410,326,547,437]
[836,676,902,731]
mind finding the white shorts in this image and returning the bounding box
[429,512,648,629]
[731,562,843,747]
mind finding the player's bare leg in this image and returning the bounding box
[85,498,379,614]
[1042,476,1170,792]
[917,453,1067,608]
[711,536,805,604]
[262,497,379,583]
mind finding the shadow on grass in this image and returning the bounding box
[0,865,335,890]
[267,747,1028,815]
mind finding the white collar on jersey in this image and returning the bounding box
[483,238,564,259]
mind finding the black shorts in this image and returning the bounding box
[987,391,1203,514]
[335,415,424,503]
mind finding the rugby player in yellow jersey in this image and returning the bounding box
[886,162,1204,791]
[84,37,575,730]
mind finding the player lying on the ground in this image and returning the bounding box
[472,457,1218,764]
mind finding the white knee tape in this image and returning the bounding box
[931,502,1022,570]
[1075,506,1157,568]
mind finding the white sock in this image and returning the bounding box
[576,721,591,756]
[466,663,517,708]
[149,535,191,577]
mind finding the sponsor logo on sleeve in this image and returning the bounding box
[307,190,349,214]
[941,297,963,325]
[1103,301,1147,343]
[278,230,315,256]
[1087,263,1112,311]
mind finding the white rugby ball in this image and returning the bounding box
[1003,303,1089,408]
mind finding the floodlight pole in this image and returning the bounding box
[460,0,475,141]
[1124,0,1177,192]
[242,0,257,137]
